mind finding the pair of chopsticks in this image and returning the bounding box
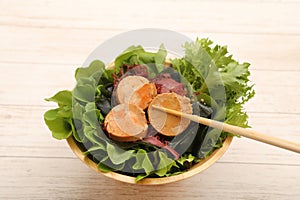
[152,105,300,153]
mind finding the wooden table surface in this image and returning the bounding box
[1,0,300,199]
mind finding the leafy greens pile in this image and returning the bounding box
[44,38,254,182]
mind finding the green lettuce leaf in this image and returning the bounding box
[45,90,72,107]
[44,109,72,140]
[154,44,167,73]
[44,91,73,140]
[75,60,105,81]
[114,44,167,75]
[176,154,197,166]
[154,151,178,177]
[132,149,154,175]
[107,143,135,165]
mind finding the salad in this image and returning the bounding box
[44,38,254,182]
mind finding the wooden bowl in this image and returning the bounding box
[67,136,232,185]
[67,61,232,185]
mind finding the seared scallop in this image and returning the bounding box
[116,75,149,104]
[148,93,192,136]
[104,104,148,142]
[129,83,157,110]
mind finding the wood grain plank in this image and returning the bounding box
[0,26,299,70]
[245,70,300,114]
[0,63,76,106]
[1,105,300,165]
[1,1,299,199]
[0,157,299,200]
[0,0,299,35]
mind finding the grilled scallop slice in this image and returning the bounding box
[116,75,149,104]
[104,104,148,142]
[148,93,193,136]
[129,83,157,110]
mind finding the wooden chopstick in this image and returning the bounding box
[152,105,300,154]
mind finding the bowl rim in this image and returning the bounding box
[66,135,233,185]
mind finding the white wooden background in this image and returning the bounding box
[0,0,300,199]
